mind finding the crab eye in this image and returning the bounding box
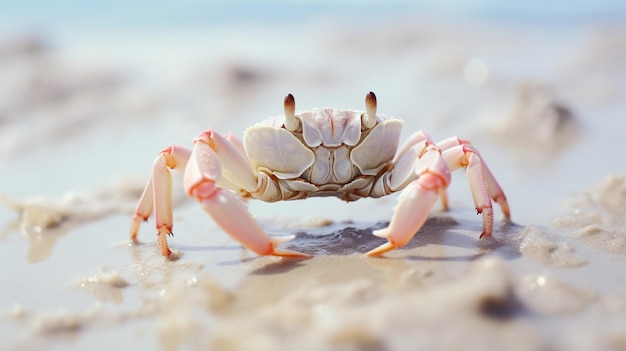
[283,93,301,131]
[362,91,377,129]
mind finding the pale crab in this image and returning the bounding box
[130,92,510,258]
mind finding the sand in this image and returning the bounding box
[1,8,626,351]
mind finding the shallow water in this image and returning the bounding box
[1,6,626,351]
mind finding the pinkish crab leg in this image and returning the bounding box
[367,144,451,256]
[442,146,494,238]
[130,144,192,257]
[130,177,153,241]
[192,131,258,191]
[440,143,511,239]
[184,130,308,258]
[225,132,246,157]
[391,130,432,164]
[376,130,451,211]
[367,136,511,256]
[438,137,511,220]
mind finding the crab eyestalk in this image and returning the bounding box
[284,93,300,131]
[362,91,377,129]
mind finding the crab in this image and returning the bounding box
[130,92,510,258]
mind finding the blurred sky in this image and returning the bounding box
[2,0,626,30]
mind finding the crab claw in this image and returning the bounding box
[185,137,309,258]
[362,91,377,129]
[365,178,439,256]
[284,93,300,131]
[194,183,309,257]
[364,240,397,256]
[366,149,447,256]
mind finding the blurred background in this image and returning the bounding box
[1,1,625,221]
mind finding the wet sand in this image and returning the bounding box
[1,13,626,351]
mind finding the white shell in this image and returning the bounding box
[351,119,403,175]
[300,109,362,147]
[243,124,315,179]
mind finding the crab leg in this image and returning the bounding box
[367,135,511,256]
[438,137,511,219]
[439,143,511,240]
[391,130,432,165]
[373,130,452,211]
[445,146,494,238]
[184,130,308,257]
[366,144,451,256]
[225,132,246,157]
[130,144,192,257]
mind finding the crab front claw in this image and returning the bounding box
[131,129,309,258]
[365,134,510,257]
[185,131,309,258]
[366,162,443,256]
[191,180,307,257]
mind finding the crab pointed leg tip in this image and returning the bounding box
[502,206,512,220]
[165,249,182,261]
[372,228,389,239]
[130,221,140,240]
[272,235,296,244]
[272,248,311,258]
[365,242,397,257]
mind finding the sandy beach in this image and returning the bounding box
[1,3,626,350]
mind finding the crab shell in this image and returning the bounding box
[243,107,403,200]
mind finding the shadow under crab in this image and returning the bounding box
[282,214,523,260]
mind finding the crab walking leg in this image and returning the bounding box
[441,144,499,238]
[130,177,153,242]
[193,130,258,191]
[391,131,455,211]
[438,137,511,219]
[130,145,192,256]
[184,134,308,257]
[224,133,246,158]
[366,147,451,256]
[391,130,432,164]
[194,186,308,257]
